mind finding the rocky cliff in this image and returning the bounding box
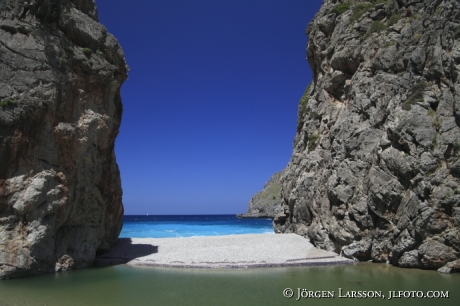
[238,171,283,218]
[0,0,127,279]
[274,0,460,271]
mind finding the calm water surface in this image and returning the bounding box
[0,263,458,306]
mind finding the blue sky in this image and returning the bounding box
[95,0,322,215]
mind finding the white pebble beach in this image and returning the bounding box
[96,233,352,268]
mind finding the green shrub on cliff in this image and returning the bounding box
[349,0,390,23]
[403,82,425,110]
[0,98,18,108]
[297,83,312,132]
[387,13,399,26]
[312,111,321,120]
[308,133,320,151]
[82,47,92,57]
[362,20,386,40]
[333,2,350,15]
[350,3,374,22]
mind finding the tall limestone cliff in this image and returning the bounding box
[0,0,127,279]
[274,0,460,271]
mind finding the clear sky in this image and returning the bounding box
[95,0,323,215]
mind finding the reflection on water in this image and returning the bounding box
[0,262,459,306]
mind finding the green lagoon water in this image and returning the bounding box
[0,262,459,306]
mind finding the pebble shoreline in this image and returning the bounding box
[96,233,352,268]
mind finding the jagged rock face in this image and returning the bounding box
[274,0,460,270]
[0,0,127,279]
[238,172,283,218]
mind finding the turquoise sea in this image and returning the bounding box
[0,215,459,306]
[119,215,274,238]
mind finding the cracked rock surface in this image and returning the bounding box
[274,0,460,271]
[0,0,127,279]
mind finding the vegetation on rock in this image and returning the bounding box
[297,83,312,132]
[333,2,351,15]
[363,21,386,40]
[0,98,17,108]
[403,82,425,110]
[350,2,374,22]
[82,47,93,57]
[387,13,399,27]
[307,133,320,151]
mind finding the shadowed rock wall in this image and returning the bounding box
[0,0,127,279]
[274,0,460,271]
